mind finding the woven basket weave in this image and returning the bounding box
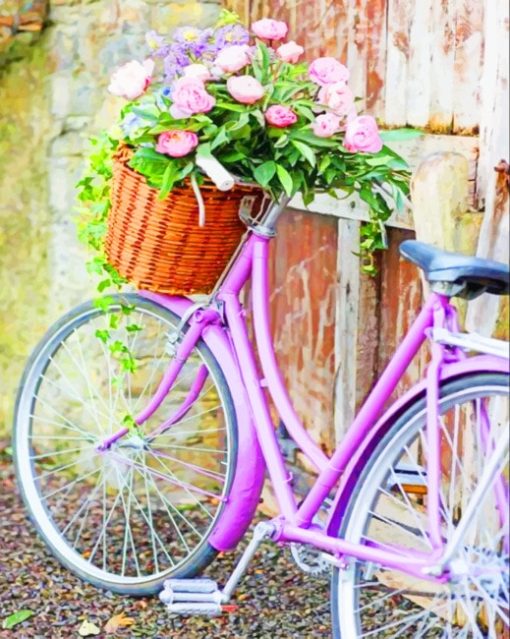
[105,146,261,295]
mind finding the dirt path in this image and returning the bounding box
[0,456,331,639]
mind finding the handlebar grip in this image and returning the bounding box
[196,155,235,191]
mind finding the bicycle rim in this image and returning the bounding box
[332,374,509,638]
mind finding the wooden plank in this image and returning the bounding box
[377,227,423,399]
[269,208,338,453]
[405,0,433,128]
[385,0,414,126]
[334,219,361,441]
[410,152,470,251]
[428,0,456,132]
[466,0,509,337]
[355,257,382,408]
[451,0,484,134]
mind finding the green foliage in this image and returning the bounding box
[2,610,34,630]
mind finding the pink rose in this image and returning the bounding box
[343,115,383,153]
[309,57,349,86]
[183,64,211,82]
[156,130,199,158]
[169,77,216,119]
[312,113,342,138]
[227,75,265,104]
[318,82,354,116]
[276,40,304,63]
[214,45,252,74]
[108,59,155,100]
[265,105,298,128]
[252,18,288,41]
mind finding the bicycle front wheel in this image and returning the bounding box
[13,294,238,595]
[331,373,509,638]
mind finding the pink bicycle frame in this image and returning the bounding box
[105,225,509,579]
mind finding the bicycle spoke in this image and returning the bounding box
[150,448,226,482]
[142,468,193,553]
[42,466,102,502]
[30,444,95,461]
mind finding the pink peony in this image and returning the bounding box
[276,40,304,63]
[318,82,354,116]
[108,59,155,100]
[251,18,288,41]
[264,105,298,128]
[214,44,252,74]
[343,115,383,153]
[183,64,211,82]
[309,57,349,86]
[227,75,265,104]
[312,113,342,138]
[156,130,199,158]
[169,76,216,119]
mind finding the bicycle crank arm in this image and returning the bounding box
[159,521,276,616]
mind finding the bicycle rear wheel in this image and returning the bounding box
[13,294,238,595]
[331,373,509,638]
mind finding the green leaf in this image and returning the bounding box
[379,127,423,142]
[250,109,266,128]
[93,296,115,313]
[254,160,277,187]
[211,126,230,150]
[291,140,316,167]
[130,106,159,123]
[159,162,180,199]
[3,610,34,630]
[291,131,339,149]
[219,150,245,163]
[274,134,289,149]
[215,101,246,112]
[364,154,397,167]
[97,278,111,293]
[95,329,110,343]
[276,164,294,196]
[126,323,143,333]
[319,155,332,173]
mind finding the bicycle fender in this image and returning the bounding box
[326,355,510,536]
[140,292,266,552]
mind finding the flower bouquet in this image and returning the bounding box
[77,10,410,295]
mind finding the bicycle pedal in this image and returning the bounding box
[159,578,223,617]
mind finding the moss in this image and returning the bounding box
[0,33,55,436]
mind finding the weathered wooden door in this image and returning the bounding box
[226,0,509,456]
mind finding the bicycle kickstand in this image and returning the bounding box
[159,521,276,616]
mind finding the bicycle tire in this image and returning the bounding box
[13,294,239,595]
[331,372,509,638]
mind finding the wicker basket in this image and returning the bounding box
[105,146,262,295]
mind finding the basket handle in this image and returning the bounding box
[196,155,235,191]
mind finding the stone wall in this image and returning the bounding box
[0,0,220,436]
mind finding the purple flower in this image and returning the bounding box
[163,44,191,81]
[214,24,250,49]
[171,26,215,59]
[146,30,165,50]
[173,26,203,45]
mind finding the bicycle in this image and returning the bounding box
[13,193,510,637]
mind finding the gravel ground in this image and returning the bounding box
[0,454,331,639]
